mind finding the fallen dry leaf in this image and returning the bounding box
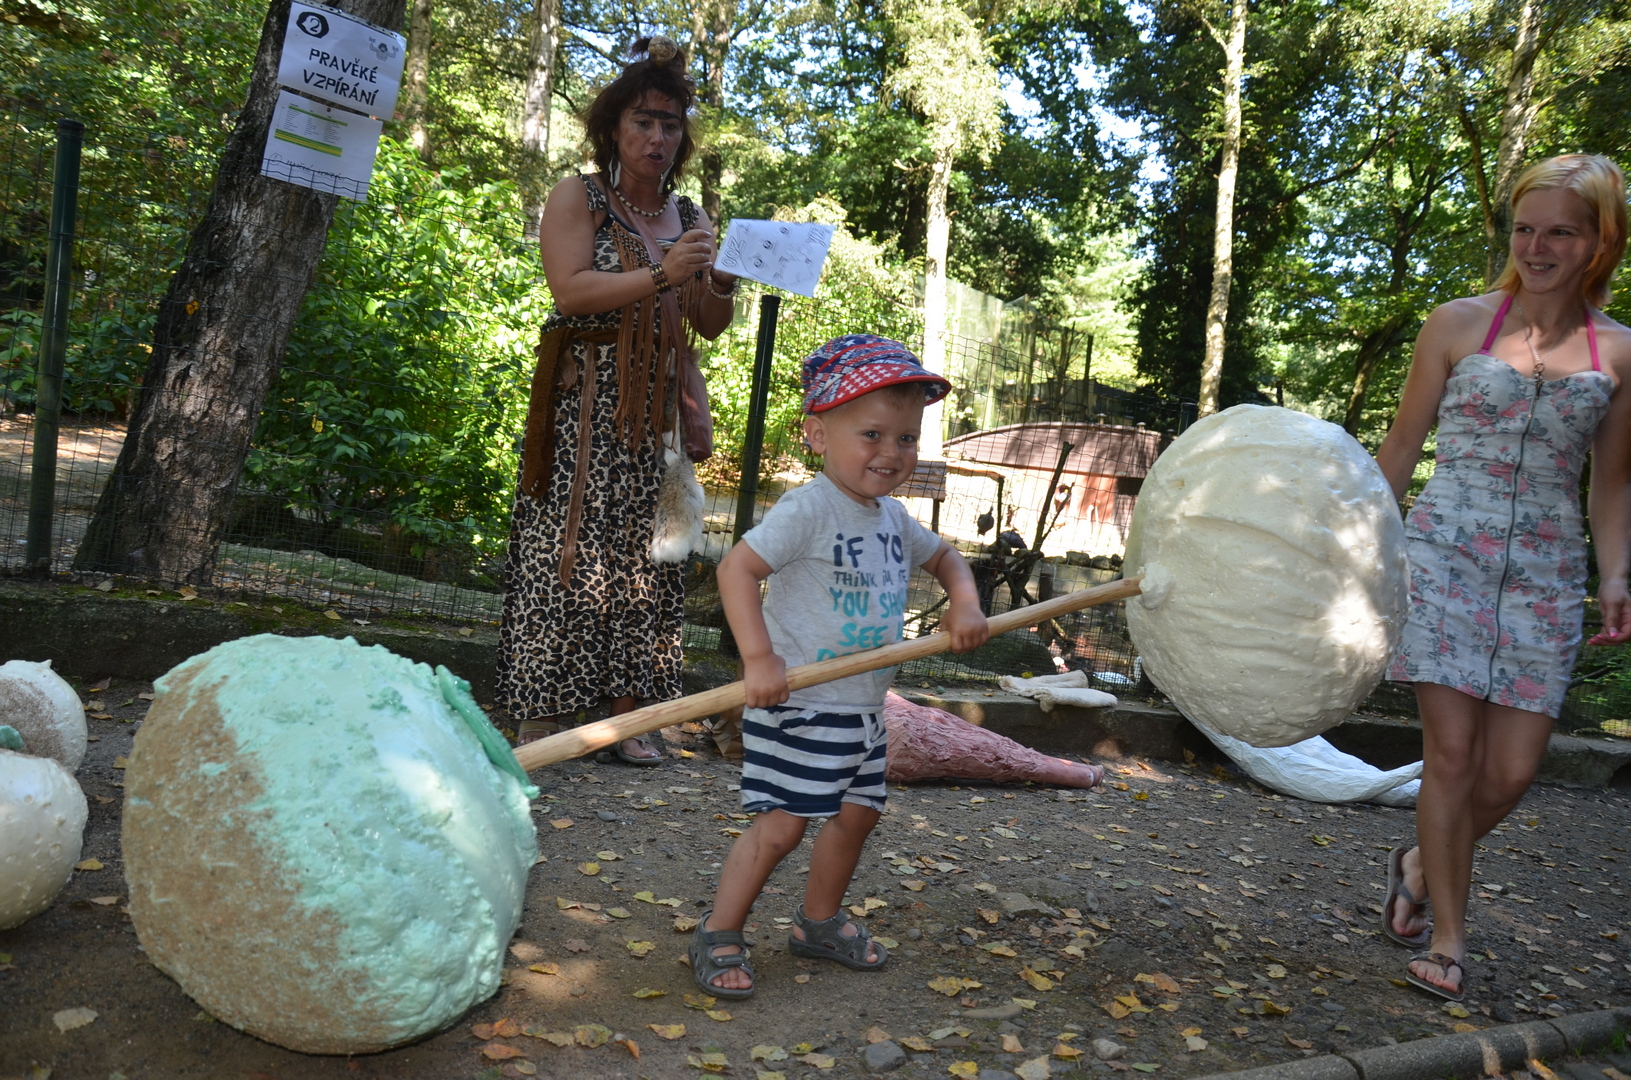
[1186,1036,1210,1052]
[1020,968,1057,992]
[607,907,632,919]
[1015,1058,1052,1080]
[74,859,104,872]
[977,908,1001,925]
[985,944,1018,957]
[112,756,128,769]
[578,861,601,876]
[648,1023,686,1040]
[706,1009,732,1022]
[688,1051,729,1071]
[528,962,560,976]
[800,1053,836,1069]
[633,987,666,998]
[927,975,982,996]
[53,1007,97,1032]
[550,818,574,830]
[1136,972,1181,995]
[1285,1035,1313,1050]
[561,939,591,954]
[793,973,811,983]
[673,915,701,932]
[752,1044,790,1062]
[636,891,683,906]
[521,1027,572,1046]
[87,896,119,906]
[866,1026,893,1044]
[1002,1034,1025,1052]
[480,1043,524,1060]
[626,940,656,957]
[903,879,926,891]
[949,1063,980,1079]
[1055,1042,1084,1059]
[575,1023,612,1048]
[900,1036,932,1051]
[1104,1001,1131,1020]
[684,992,718,1010]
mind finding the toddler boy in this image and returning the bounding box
[690,334,989,998]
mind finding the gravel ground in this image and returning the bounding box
[4,680,1631,1080]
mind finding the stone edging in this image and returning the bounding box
[1189,1007,1631,1080]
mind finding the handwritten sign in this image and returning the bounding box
[277,1,405,118]
[261,90,383,201]
[716,220,835,297]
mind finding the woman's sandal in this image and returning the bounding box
[595,736,664,766]
[689,910,755,999]
[1405,952,1466,1002]
[515,720,559,746]
[1383,846,1430,948]
[787,904,889,971]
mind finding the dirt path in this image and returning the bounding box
[4,682,1629,1080]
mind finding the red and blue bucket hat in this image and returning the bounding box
[800,334,953,414]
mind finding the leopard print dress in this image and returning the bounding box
[495,177,694,720]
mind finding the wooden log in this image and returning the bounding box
[513,575,1143,772]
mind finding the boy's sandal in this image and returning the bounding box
[1383,845,1431,948]
[1404,952,1465,1002]
[689,911,755,999]
[787,904,888,971]
[514,720,559,746]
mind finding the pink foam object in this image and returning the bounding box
[881,692,1104,788]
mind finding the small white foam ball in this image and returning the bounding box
[0,739,89,930]
[0,659,88,771]
[1123,405,1408,747]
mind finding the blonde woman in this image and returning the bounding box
[1376,155,1631,1000]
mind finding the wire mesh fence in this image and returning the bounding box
[4,106,1629,737]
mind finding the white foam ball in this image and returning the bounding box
[0,659,87,771]
[0,742,89,930]
[123,635,538,1054]
[1123,405,1408,747]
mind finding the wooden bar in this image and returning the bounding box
[513,576,1143,772]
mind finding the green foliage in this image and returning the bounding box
[244,140,549,560]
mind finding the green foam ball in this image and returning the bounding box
[123,635,537,1054]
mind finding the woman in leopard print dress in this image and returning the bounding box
[497,36,739,759]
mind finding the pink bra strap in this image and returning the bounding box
[1480,294,1514,355]
[1586,307,1601,372]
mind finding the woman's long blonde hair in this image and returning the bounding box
[1494,154,1628,308]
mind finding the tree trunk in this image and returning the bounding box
[1197,0,1246,418]
[1342,314,1409,434]
[918,123,958,457]
[74,0,408,585]
[1484,0,1544,284]
[402,0,433,162]
[689,0,737,224]
[520,0,559,229]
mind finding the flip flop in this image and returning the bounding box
[595,736,664,766]
[1405,951,1465,1002]
[1383,845,1430,948]
[514,720,559,746]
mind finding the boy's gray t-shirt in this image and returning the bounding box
[741,472,944,713]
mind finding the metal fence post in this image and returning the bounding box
[731,294,780,546]
[25,118,85,573]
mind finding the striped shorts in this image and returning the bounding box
[740,706,888,818]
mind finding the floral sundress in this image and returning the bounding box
[1388,298,1613,717]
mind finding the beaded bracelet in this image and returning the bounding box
[707,273,739,301]
[649,264,672,293]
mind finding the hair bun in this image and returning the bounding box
[633,34,680,66]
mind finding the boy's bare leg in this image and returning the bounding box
[702,809,809,991]
[792,802,883,961]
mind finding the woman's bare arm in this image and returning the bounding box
[539,175,715,317]
[1375,298,1489,499]
[1588,315,1631,644]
